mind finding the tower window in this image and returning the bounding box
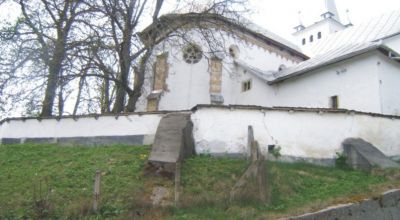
[310,35,314,43]
[242,80,252,92]
[317,32,322,39]
[302,38,306,45]
[330,95,339,109]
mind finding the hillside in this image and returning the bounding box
[0,144,399,219]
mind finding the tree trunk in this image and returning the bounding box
[57,83,64,116]
[112,29,132,113]
[100,73,110,113]
[125,50,151,112]
[41,62,62,116]
[40,36,66,116]
[73,76,85,115]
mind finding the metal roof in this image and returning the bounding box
[270,42,400,84]
[234,42,400,85]
[305,10,400,56]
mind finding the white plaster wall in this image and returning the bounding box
[378,53,400,115]
[0,114,163,139]
[192,108,400,158]
[135,29,299,111]
[227,65,273,106]
[269,53,382,113]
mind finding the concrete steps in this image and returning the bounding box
[343,138,400,172]
[147,112,194,174]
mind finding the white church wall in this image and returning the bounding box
[191,107,400,161]
[135,29,300,111]
[269,52,382,113]
[377,52,400,115]
[227,65,274,106]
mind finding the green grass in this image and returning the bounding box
[0,144,399,219]
[0,144,149,219]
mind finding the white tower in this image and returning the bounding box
[292,0,349,50]
[322,0,340,22]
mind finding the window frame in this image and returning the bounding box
[242,79,252,92]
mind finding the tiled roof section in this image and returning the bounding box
[306,10,400,56]
[270,42,400,84]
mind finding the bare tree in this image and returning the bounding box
[0,0,248,117]
[85,0,248,113]
[0,0,93,116]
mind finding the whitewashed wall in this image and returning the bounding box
[1,106,400,163]
[191,107,400,159]
[229,51,393,115]
[378,52,400,115]
[135,29,299,112]
[0,113,164,145]
[268,52,383,113]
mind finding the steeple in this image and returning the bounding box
[321,0,340,22]
[292,0,349,50]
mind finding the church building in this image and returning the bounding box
[136,0,400,115]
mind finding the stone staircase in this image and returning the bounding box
[147,112,195,175]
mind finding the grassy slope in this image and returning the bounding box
[0,144,399,219]
[0,144,149,219]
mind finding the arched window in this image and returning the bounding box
[302,38,306,45]
[317,32,322,39]
[310,35,314,43]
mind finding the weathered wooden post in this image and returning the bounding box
[248,126,255,160]
[174,162,181,207]
[230,127,269,203]
[93,170,101,212]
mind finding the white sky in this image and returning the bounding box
[247,0,400,41]
[2,0,400,43]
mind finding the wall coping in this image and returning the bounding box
[1,104,400,125]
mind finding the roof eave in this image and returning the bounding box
[268,45,383,85]
[139,13,309,60]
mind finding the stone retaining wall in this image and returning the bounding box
[285,189,400,220]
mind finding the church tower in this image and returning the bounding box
[292,0,350,49]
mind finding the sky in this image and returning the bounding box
[2,0,400,43]
[247,0,400,41]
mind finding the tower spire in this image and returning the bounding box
[322,0,340,22]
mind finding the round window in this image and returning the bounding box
[182,43,203,64]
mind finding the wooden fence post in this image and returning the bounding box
[174,162,181,207]
[248,126,254,159]
[93,170,101,212]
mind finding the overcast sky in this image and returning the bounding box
[247,0,400,41]
[1,0,400,43]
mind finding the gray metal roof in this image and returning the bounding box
[305,10,400,56]
[235,42,400,85]
[270,42,400,84]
